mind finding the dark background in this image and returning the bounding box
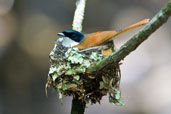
[0,0,171,114]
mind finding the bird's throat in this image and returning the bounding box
[62,37,79,47]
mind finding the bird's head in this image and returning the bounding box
[57,30,85,43]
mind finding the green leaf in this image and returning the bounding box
[62,83,77,90]
[65,70,76,75]
[102,76,108,84]
[75,67,86,73]
[99,81,105,89]
[74,75,80,80]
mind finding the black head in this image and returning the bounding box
[57,30,85,42]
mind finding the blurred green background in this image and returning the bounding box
[0,0,171,114]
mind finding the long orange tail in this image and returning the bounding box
[114,19,149,37]
[102,19,150,56]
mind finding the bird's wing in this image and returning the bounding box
[74,31,117,49]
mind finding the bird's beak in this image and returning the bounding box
[57,33,65,37]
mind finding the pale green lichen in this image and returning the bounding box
[109,90,124,106]
[48,45,123,106]
[90,52,103,61]
[49,48,104,93]
[49,66,57,74]
[115,90,121,100]
[65,48,85,64]
[63,48,96,75]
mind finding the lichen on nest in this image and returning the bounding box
[46,38,124,106]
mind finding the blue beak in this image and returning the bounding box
[57,33,65,37]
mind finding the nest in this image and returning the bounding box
[46,38,124,106]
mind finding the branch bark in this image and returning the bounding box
[72,0,86,32]
[71,95,86,114]
[87,0,171,73]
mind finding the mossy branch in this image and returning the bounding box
[87,0,171,73]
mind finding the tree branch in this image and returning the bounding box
[71,0,87,114]
[72,0,87,32]
[71,95,86,114]
[87,0,171,73]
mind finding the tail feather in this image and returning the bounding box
[114,19,149,37]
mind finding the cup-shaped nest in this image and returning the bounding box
[46,38,124,106]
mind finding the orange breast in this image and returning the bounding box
[73,31,117,49]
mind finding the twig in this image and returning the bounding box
[87,0,171,73]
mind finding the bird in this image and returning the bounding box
[57,19,149,55]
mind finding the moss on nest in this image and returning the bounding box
[46,38,124,106]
